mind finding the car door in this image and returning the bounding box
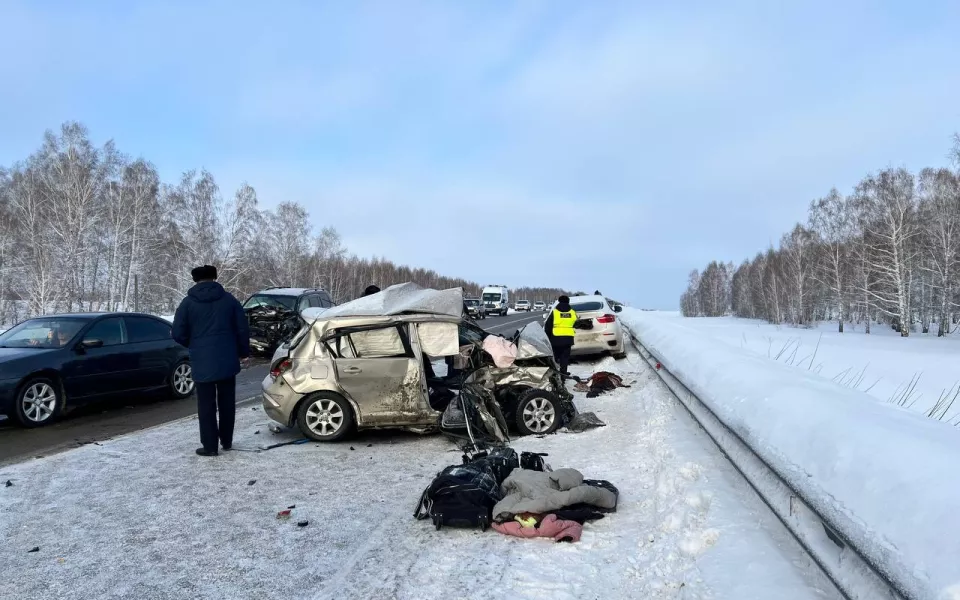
[60,317,132,400]
[331,324,424,425]
[123,316,178,389]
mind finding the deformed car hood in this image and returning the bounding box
[515,322,553,360]
[302,283,463,321]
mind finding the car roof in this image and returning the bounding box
[24,312,165,320]
[253,287,325,297]
[567,295,608,305]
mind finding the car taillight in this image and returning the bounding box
[596,314,616,324]
[270,359,292,379]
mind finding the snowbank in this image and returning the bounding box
[657,315,960,421]
[620,310,960,599]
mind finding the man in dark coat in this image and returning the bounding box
[172,265,251,457]
[362,285,381,297]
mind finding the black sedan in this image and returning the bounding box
[0,312,193,428]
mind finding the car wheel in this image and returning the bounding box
[14,377,62,428]
[170,361,195,398]
[297,392,354,442]
[515,389,561,436]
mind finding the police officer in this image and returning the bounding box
[544,295,577,376]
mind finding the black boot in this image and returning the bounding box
[196,448,218,457]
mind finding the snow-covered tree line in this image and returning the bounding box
[0,122,488,324]
[681,135,960,337]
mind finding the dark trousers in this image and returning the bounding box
[196,376,236,452]
[552,343,572,375]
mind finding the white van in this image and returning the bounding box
[481,285,510,317]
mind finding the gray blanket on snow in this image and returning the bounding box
[492,468,618,522]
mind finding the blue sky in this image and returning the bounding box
[1,1,959,308]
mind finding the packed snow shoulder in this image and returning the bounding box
[621,309,960,600]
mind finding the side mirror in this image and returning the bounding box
[80,338,104,349]
[614,305,623,313]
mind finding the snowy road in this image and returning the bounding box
[0,348,839,599]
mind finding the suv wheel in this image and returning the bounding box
[14,377,62,428]
[515,389,561,436]
[297,392,354,442]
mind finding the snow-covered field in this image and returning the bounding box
[0,351,837,600]
[651,314,960,422]
[621,310,960,599]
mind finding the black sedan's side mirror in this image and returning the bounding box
[80,338,104,349]
[614,305,623,313]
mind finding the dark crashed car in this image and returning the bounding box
[0,313,193,427]
[243,287,335,355]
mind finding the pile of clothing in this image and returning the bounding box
[491,468,618,542]
[414,447,618,543]
[573,371,631,398]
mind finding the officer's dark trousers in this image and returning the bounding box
[552,343,573,375]
[196,377,236,452]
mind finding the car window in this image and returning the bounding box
[331,326,408,359]
[306,295,321,308]
[570,301,604,312]
[244,294,297,311]
[84,317,125,346]
[297,295,311,313]
[124,317,171,343]
[319,292,334,308]
[0,318,86,349]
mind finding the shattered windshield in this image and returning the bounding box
[465,299,480,307]
[244,294,297,311]
[482,293,501,302]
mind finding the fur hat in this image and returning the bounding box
[362,285,381,297]
[191,265,218,282]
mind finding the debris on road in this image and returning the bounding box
[276,510,291,520]
[566,412,606,432]
[297,520,309,527]
[248,480,256,486]
[28,547,39,553]
[573,371,631,397]
[287,505,296,509]
[5,479,12,487]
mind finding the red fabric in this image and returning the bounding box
[491,514,583,542]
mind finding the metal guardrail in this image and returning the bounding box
[626,331,908,600]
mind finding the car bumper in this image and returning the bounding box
[0,378,18,415]
[261,374,300,427]
[570,330,624,356]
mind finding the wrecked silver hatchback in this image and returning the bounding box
[260,283,575,443]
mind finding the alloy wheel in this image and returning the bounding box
[305,399,345,437]
[174,363,195,395]
[22,382,57,423]
[521,397,556,433]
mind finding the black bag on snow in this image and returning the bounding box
[414,446,553,531]
[414,461,502,531]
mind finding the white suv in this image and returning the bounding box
[515,300,531,312]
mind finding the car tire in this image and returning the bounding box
[13,376,62,428]
[169,360,195,399]
[514,389,562,436]
[296,392,354,442]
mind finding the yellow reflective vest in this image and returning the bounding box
[552,308,577,338]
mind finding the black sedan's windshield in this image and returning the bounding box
[0,318,86,349]
[243,295,297,311]
[465,299,480,306]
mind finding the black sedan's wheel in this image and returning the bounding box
[14,377,62,428]
[515,389,561,436]
[170,361,195,399]
[296,392,354,442]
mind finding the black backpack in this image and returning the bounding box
[414,447,547,531]
[414,461,501,531]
